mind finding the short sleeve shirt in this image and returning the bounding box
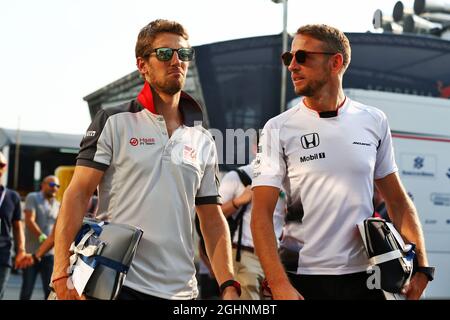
[0,186,22,267]
[76,83,221,299]
[24,192,59,255]
[253,98,398,275]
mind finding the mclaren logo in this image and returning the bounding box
[301,133,320,149]
[353,141,371,146]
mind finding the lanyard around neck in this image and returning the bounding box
[0,187,7,209]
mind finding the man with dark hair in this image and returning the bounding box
[53,19,239,300]
[0,152,30,299]
[251,24,432,300]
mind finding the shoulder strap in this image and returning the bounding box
[232,169,252,187]
[230,168,252,262]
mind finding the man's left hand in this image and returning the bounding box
[401,272,429,300]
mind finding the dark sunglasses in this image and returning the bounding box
[48,182,60,188]
[149,47,195,62]
[0,163,6,169]
[281,50,336,66]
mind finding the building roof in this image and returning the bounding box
[345,32,450,97]
[0,128,82,149]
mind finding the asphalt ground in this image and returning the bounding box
[2,269,45,300]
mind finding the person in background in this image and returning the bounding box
[20,175,60,300]
[0,151,31,299]
[220,160,286,299]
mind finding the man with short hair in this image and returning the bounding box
[0,152,30,299]
[251,24,433,300]
[53,19,238,300]
[20,175,60,300]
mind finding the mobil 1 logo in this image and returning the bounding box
[300,152,326,163]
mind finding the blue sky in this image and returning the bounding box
[0,0,395,134]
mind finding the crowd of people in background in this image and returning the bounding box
[0,151,99,299]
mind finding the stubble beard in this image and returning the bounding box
[146,62,186,95]
[152,76,185,96]
[295,78,327,97]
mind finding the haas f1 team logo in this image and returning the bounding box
[130,138,139,146]
[300,133,320,149]
[130,137,155,146]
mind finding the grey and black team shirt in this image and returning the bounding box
[77,82,221,299]
[253,98,398,275]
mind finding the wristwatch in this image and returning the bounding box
[219,280,241,297]
[416,266,435,282]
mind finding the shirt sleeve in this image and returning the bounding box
[195,139,222,205]
[76,109,113,171]
[24,193,35,211]
[218,171,241,203]
[374,112,398,179]
[252,119,286,189]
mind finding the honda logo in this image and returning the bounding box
[300,133,320,149]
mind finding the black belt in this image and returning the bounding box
[232,243,254,253]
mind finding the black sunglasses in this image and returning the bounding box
[281,50,336,66]
[149,47,195,62]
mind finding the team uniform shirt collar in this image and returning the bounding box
[136,82,203,126]
[299,96,349,118]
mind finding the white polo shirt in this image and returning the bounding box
[219,162,286,248]
[253,98,398,275]
[77,82,221,299]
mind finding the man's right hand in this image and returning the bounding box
[53,276,86,300]
[235,186,252,206]
[222,286,240,300]
[15,251,33,269]
[271,281,304,300]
